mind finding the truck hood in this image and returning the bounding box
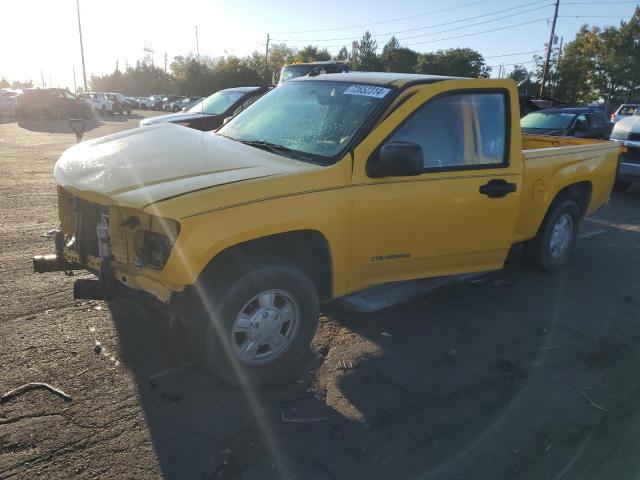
[613,115,640,133]
[139,111,218,126]
[54,122,313,209]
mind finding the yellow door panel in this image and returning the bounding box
[348,80,523,289]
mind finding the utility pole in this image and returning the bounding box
[40,67,45,87]
[264,33,270,79]
[539,0,560,98]
[164,52,167,73]
[73,66,77,92]
[76,0,88,92]
[195,26,200,61]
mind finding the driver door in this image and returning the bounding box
[348,80,523,289]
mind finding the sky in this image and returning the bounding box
[1,0,638,90]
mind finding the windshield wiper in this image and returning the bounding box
[239,139,292,153]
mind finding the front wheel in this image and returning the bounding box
[524,198,580,272]
[192,259,320,386]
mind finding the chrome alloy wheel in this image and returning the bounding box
[230,289,301,365]
[549,213,573,258]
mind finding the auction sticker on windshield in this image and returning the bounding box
[343,85,391,98]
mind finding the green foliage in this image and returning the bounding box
[334,46,349,62]
[414,48,491,78]
[356,31,383,71]
[297,45,331,63]
[381,37,418,73]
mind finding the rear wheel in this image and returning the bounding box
[613,179,631,192]
[524,198,580,272]
[189,257,320,386]
[101,106,106,116]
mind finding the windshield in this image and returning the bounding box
[188,90,245,114]
[218,81,391,161]
[521,112,575,130]
[279,65,314,83]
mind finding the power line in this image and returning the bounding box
[401,17,550,47]
[485,49,544,58]
[271,0,551,42]
[271,0,488,34]
[558,15,631,17]
[282,18,550,50]
[391,5,552,42]
[562,1,638,4]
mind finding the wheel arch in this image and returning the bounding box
[199,229,334,301]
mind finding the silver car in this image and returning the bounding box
[610,114,640,191]
[611,103,640,124]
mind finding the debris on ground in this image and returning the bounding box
[1,382,72,403]
[539,341,578,351]
[381,332,392,337]
[448,348,458,357]
[492,278,513,287]
[338,360,355,370]
[40,229,58,238]
[582,389,607,412]
[93,341,102,354]
[147,361,198,387]
[280,411,329,423]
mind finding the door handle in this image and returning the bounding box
[479,179,517,199]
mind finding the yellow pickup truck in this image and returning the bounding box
[34,73,619,385]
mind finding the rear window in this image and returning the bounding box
[618,105,639,116]
[521,112,575,129]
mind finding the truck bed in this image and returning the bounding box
[514,134,620,243]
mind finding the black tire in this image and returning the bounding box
[127,110,132,115]
[613,179,631,192]
[101,106,106,117]
[524,198,581,272]
[190,257,320,386]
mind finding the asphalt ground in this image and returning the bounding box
[0,111,639,479]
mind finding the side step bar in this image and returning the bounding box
[335,272,489,313]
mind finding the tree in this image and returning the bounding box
[414,48,490,78]
[334,46,349,62]
[297,45,331,63]
[0,77,9,89]
[11,80,33,89]
[356,31,383,71]
[508,64,538,95]
[381,37,418,73]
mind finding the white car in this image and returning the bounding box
[0,90,18,116]
[79,92,114,116]
[610,114,640,191]
[611,103,639,124]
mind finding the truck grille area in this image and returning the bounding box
[72,197,108,261]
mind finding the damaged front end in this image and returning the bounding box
[33,186,182,302]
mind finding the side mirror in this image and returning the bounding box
[222,116,233,126]
[367,141,424,178]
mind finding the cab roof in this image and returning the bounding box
[291,71,467,88]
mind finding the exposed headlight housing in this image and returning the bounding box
[141,231,173,269]
[133,217,179,270]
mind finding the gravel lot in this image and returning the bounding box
[1,112,639,479]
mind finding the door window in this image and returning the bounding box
[573,114,588,130]
[588,113,605,128]
[387,91,508,170]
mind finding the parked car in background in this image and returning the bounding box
[106,93,132,115]
[159,96,181,111]
[521,108,612,139]
[79,92,114,116]
[0,90,18,116]
[140,86,271,131]
[279,61,349,84]
[140,95,162,109]
[18,88,93,119]
[169,96,203,112]
[611,103,639,123]
[610,115,640,191]
[125,97,139,108]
